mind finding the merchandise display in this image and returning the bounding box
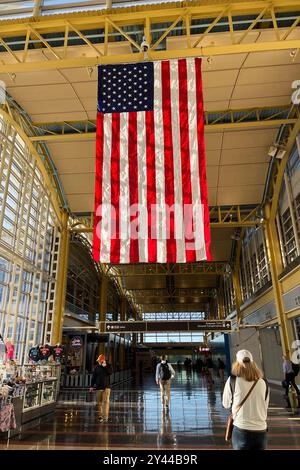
[28,343,65,364]
[4,341,14,362]
[0,334,61,436]
[0,336,6,364]
[0,358,60,435]
[18,364,60,412]
[52,344,65,363]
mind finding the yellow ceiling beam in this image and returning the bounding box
[1,39,300,74]
[70,205,262,232]
[29,104,296,142]
[29,118,295,142]
[0,1,298,33]
[30,132,96,142]
[0,1,300,73]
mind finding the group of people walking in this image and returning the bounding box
[89,349,300,450]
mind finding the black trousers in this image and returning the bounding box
[285,373,300,396]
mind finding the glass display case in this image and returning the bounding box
[0,363,61,434]
[41,380,56,405]
[23,382,41,410]
[21,364,60,413]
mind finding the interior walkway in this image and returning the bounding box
[1,370,300,450]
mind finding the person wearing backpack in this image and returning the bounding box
[282,355,300,399]
[222,350,269,450]
[156,355,175,409]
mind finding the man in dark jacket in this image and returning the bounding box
[89,354,113,422]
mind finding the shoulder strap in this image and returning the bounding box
[236,380,258,413]
[230,375,236,407]
[262,378,269,400]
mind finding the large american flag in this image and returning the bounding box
[92,58,212,263]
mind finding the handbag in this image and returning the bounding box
[225,379,258,442]
[225,414,234,441]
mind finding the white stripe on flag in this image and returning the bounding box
[137,111,148,262]
[101,113,112,263]
[119,112,130,263]
[187,58,206,260]
[153,61,166,263]
[170,60,186,263]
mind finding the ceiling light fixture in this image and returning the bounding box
[268,143,286,160]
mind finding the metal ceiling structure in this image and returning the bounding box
[1,0,300,319]
[0,1,300,73]
[29,105,299,141]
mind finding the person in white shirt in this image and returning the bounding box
[222,349,269,450]
[155,355,175,409]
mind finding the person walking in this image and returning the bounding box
[218,358,226,382]
[156,355,175,410]
[205,356,214,384]
[282,355,300,399]
[222,350,269,450]
[89,354,113,423]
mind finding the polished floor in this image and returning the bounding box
[1,369,300,450]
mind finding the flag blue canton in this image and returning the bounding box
[98,62,154,114]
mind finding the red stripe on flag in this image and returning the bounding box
[93,112,104,262]
[110,113,121,263]
[145,110,157,263]
[195,58,212,261]
[161,61,176,263]
[128,112,139,263]
[178,59,196,262]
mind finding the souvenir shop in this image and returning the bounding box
[0,334,63,438]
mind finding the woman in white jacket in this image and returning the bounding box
[222,350,269,450]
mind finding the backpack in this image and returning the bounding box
[292,362,300,376]
[160,362,171,381]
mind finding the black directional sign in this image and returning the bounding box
[100,320,232,333]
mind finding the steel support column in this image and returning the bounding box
[119,296,126,369]
[232,232,244,324]
[232,270,243,325]
[264,203,291,358]
[33,0,42,18]
[218,289,225,320]
[52,211,70,344]
[99,274,108,355]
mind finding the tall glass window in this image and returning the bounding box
[276,140,300,266]
[143,312,205,343]
[239,226,271,302]
[0,114,60,364]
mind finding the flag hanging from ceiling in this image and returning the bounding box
[92,58,212,264]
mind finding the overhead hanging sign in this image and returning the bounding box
[99,320,232,333]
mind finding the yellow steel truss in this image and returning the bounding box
[0,1,300,72]
[70,205,263,233]
[107,262,228,277]
[140,302,209,313]
[29,105,297,142]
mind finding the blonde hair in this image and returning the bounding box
[232,360,263,381]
